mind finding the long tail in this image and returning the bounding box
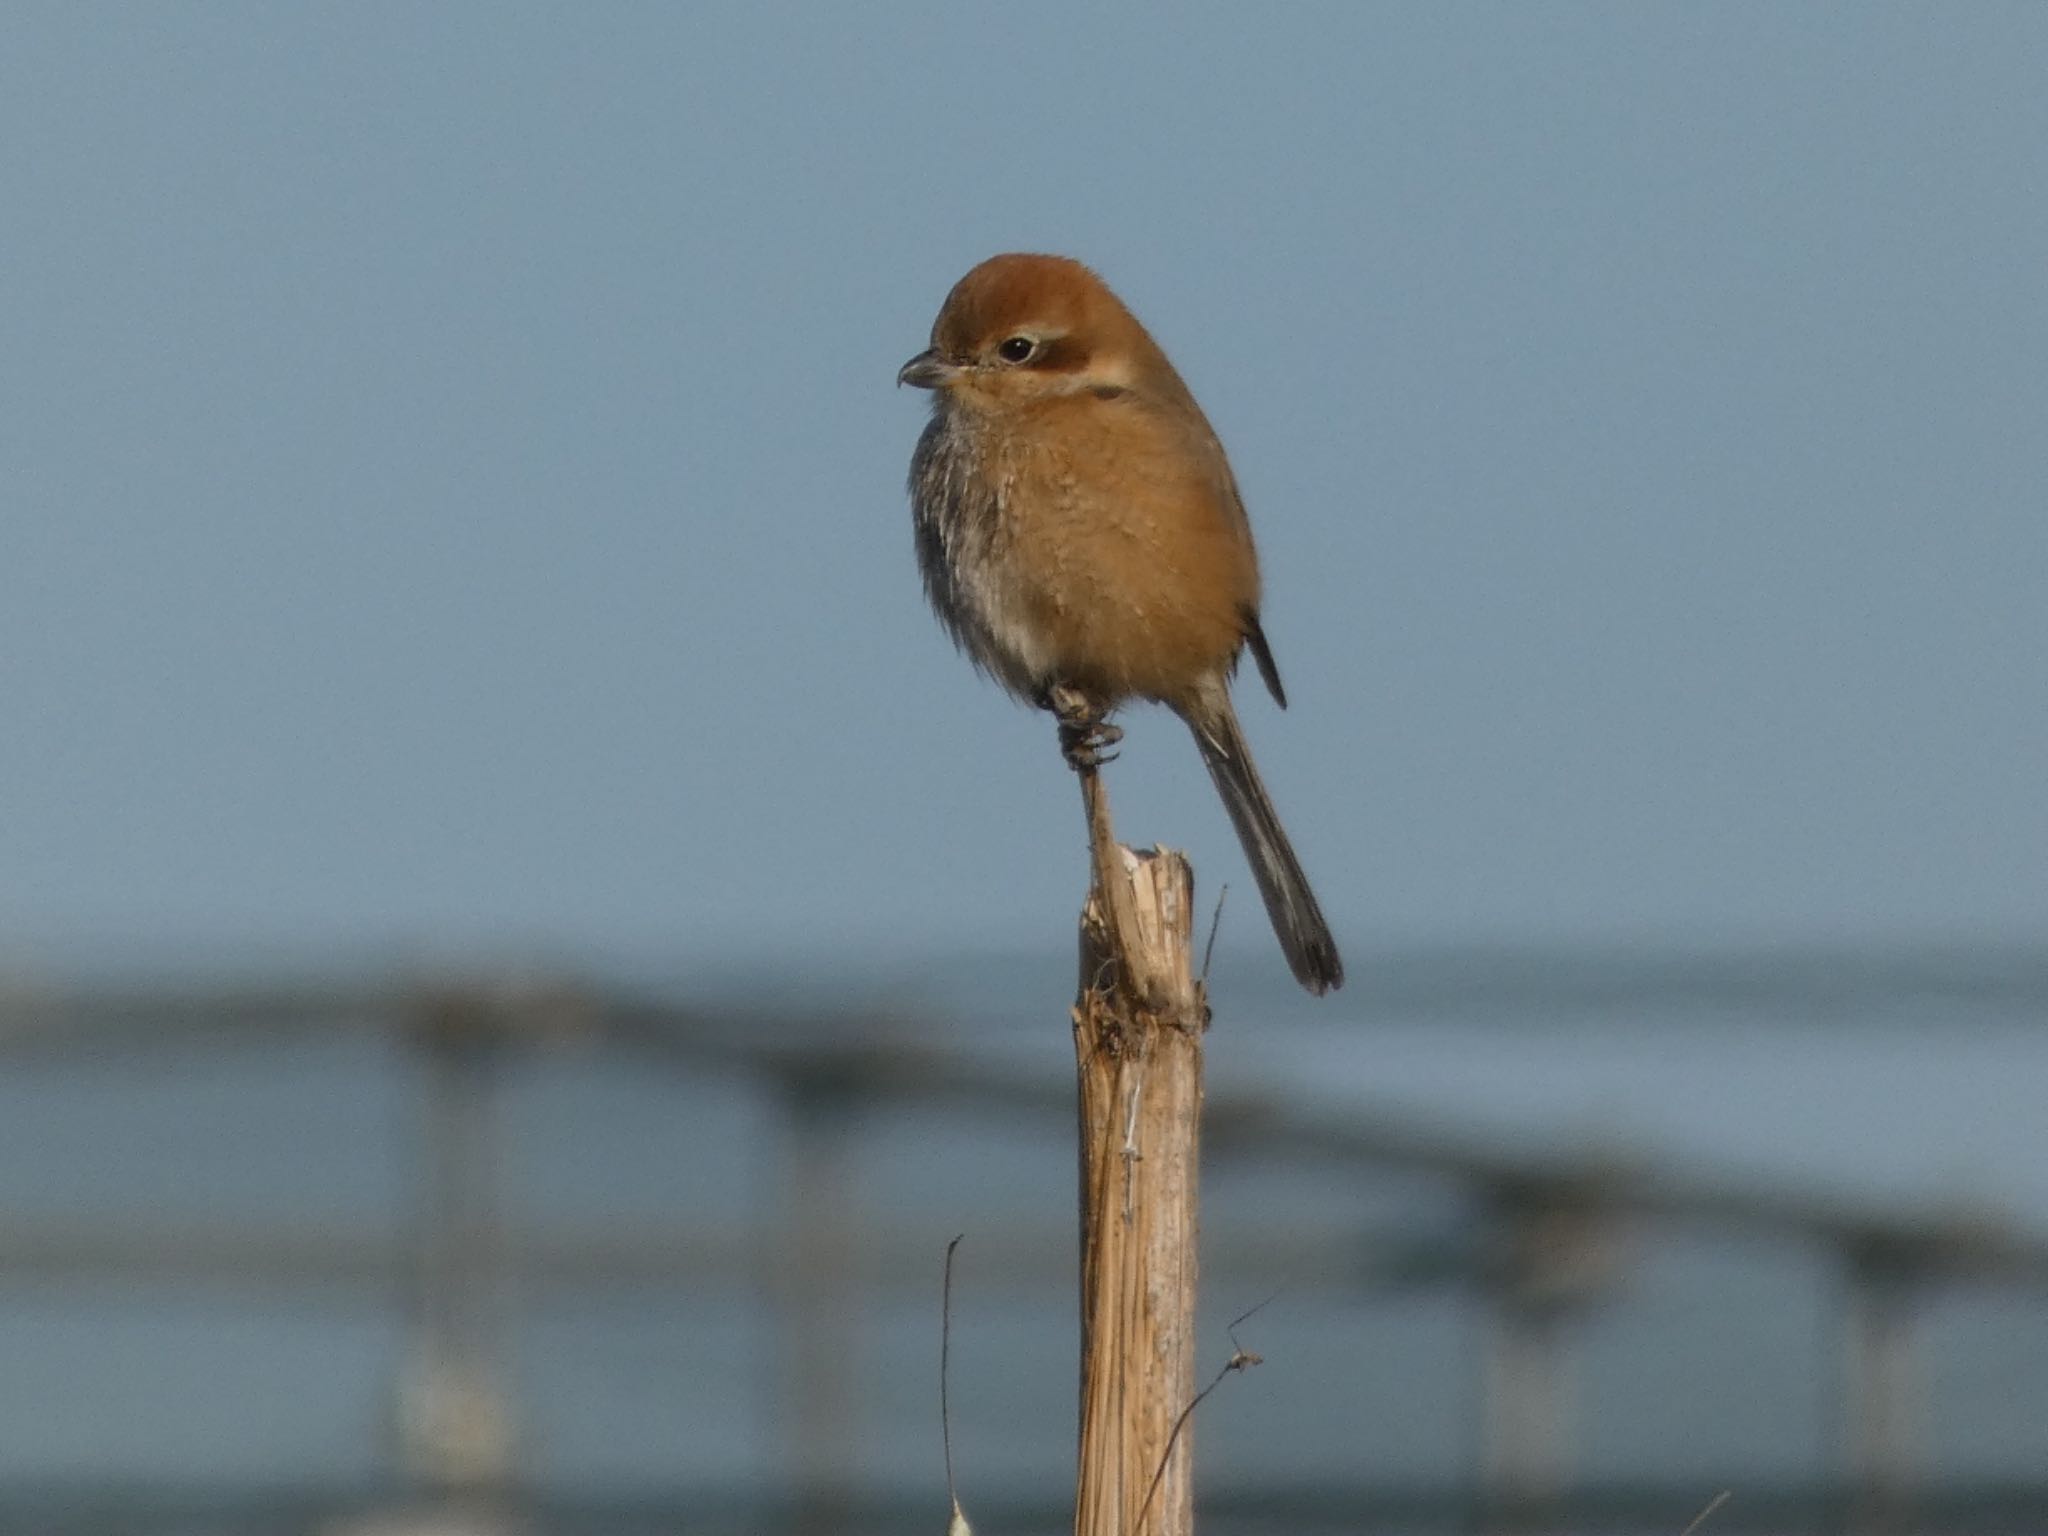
[1182,690,1344,994]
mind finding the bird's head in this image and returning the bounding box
[897,253,1179,409]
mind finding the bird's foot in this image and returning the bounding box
[1058,716,1123,771]
[1045,684,1122,772]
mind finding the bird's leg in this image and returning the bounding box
[1044,682,1123,772]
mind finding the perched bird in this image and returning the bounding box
[899,254,1343,994]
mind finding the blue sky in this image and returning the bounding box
[4,4,2044,973]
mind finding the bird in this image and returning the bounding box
[899,253,1343,995]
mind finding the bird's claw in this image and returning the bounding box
[1043,683,1121,772]
[1057,716,1123,772]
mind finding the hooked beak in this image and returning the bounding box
[896,349,955,390]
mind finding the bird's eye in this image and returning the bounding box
[997,335,1036,364]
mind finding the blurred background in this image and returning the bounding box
[2,4,2044,1533]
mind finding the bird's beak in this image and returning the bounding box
[897,349,955,390]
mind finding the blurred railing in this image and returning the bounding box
[0,950,2044,1535]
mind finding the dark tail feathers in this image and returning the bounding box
[1185,697,1343,994]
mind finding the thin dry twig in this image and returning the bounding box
[1132,1296,1277,1536]
[1677,1489,1732,1536]
[940,1235,971,1536]
[1200,883,1229,987]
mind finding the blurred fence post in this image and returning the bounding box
[399,990,517,1506]
[1478,1175,1624,1529]
[1482,1296,1572,1522]
[1842,1241,1920,1536]
[769,1062,863,1535]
